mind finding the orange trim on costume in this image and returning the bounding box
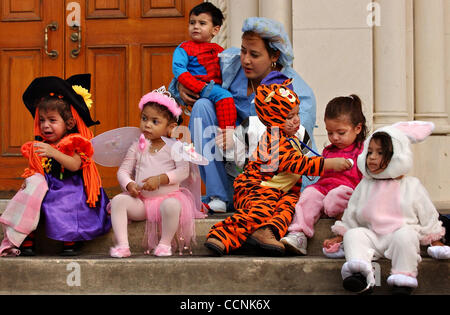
[70,106,93,140]
[70,106,100,207]
[21,142,44,179]
[34,107,42,138]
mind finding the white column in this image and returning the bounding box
[414,0,449,128]
[259,0,292,41]
[208,0,229,48]
[373,0,409,128]
[228,0,258,48]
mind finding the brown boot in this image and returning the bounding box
[204,237,225,256]
[248,226,285,256]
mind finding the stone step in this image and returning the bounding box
[0,255,447,295]
[0,213,336,257]
[1,199,448,257]
[1,199,448,295]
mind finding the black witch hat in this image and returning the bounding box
[22,73,99,127]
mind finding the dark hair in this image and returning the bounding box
[242,30,280,60]
[369,131,394,170]
[324,94,368,145]
[35,96,77,133]
[189,2,224,26]
[142,102,183,125]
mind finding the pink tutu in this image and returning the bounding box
[141,188,205,255]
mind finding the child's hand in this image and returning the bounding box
[322,235,344,258]
[324,158,352,172]
[323,235,343,249]
[34,142,82,172]
[126,182,140,197]
[178,82,199,107]
[141,175,160,191]
[34,142,58,158]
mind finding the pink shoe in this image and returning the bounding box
[110,245,131,258]
[154,244,172,257]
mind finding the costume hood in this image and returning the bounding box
[357,121,434,179]
[254,71,299,131]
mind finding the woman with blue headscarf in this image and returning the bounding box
[170,17,318,213]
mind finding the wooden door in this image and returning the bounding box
[0,0,202,196]
[0,1,65,194]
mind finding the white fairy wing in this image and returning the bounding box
[91,127,141,167]
[161,136,209,215]
[161,136,209,166]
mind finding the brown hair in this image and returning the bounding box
[369,131,394,170]
[141,102,182,125]
[242,31,280,61]
[324,94,368,146]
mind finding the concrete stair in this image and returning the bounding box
[0,199,448,295]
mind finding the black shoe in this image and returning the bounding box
[19,246,36,256]
[60,241,82,256]
[392,285,413,295]
[343,273,373,295]
[19,233,36,256]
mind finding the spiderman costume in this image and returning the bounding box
[173,40,236,129]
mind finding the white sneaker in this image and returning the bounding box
[281,232,307,255]
[208,197,227,213]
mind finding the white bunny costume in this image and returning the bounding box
[331,121,446,291]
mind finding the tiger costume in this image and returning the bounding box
[205,72,325,255]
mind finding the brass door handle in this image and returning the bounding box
[44,22,59,59]
[70,25,81,58]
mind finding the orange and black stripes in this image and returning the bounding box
[207,136,324,253]
[207,75,324,253]
[207,186,298,253]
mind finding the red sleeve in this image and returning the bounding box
[178,72,207,94]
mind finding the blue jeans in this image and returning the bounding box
[189,98,234,205]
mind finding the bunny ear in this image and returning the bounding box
[392,121,435,143]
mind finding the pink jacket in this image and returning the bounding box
[310,142,364,195]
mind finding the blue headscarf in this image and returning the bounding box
[242,17,294,68]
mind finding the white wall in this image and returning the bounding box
[292,0,373,150]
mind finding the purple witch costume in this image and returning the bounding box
[0,74,111,255]
[40,135,111,242]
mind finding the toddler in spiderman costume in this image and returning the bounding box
[172,2,236,130]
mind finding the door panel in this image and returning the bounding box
[1,49,41,155]
[0,0,202,195]
[0,0,64,192]
[1,0,41,21]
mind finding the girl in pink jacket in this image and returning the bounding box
[281,95,367,255]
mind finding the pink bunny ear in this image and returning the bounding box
[392,121,435,143]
